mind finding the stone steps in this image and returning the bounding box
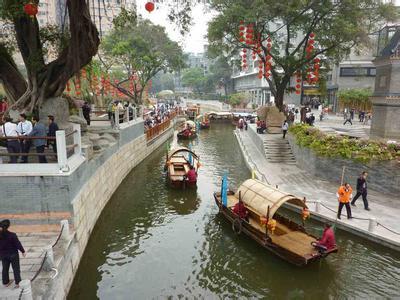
[263,138,296,164]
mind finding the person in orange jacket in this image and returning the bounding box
[337,183,353,219]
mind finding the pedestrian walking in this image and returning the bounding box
[343,113,352,125]
[47,115,59,153]
[29,116,47,163]
[0,117,20,163]
[82,102,91,125]
[16,113,32,163]
[282,120,289,139]
[337,183,353,219]
[0,219,26,288]
[351,171,370,210]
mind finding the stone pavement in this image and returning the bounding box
[235,125,400,251]
[0,227,66,299]
[311,110,371,139]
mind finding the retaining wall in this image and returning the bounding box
[287,134,400,195]
[43,124,174,299]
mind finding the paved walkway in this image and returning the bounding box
[235,125,400,250]
[0,226,66,299]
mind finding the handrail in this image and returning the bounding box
[0,136,56,140]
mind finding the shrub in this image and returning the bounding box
[289,124,399,163]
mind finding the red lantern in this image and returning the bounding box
[239,32,244,36]
[267,43,272,49]
[258,74,263,79]
[266,55,272,61]
[24,2,38,18]
[267,37,272,43]
[296,84,301,89]
[239,38,245,42]
[145,2,155,13]
[243,49,247,53]
[239,26,245,31]
[296,90,301,95]
[309,32,315,38]
[296,78,301,83]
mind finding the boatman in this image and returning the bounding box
[314,223,336,253]
[233,200,249,221]
[186,165,197,183]
[337,182,353,220]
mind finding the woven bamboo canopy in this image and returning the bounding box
[236,179,307,218]
[168,147,198,159]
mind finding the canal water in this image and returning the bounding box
[69,123,400,299]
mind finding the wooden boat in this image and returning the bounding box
[206,111,233,122]
[177,120,197,140]
[214,179,338,266]
[196,115,210,129]
[166,147,199,188]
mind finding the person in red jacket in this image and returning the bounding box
[233,201,249,221]
[186,165,197,183]
[314,223,336,252]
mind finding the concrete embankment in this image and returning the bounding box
[0,118,175,299]
[48,121,174,299]
[234,125,400,251]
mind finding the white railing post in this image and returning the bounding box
[72,124,81,156]
[133,107,137,120]
[60,219,70,241]
[56,130,69,172]
[115,109,120,129]
[43,245,54,271]
[315,201,321,213]
[125,108,129,124]
[368,217,377,232]
[78,107,84,119]
[19,280,33,300]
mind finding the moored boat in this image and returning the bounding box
[166,147,200,188]
[177,120,197,140]
[196,114,210,129]
[214,179,338,266]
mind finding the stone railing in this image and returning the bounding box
[0,124,84,175]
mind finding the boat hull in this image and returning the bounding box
[213,192,336,267]
[177,132,197,140]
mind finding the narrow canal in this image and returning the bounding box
[69,123,400,299]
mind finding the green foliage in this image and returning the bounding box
[289,124,400,163]
[102,16,185,102]
[338,88,372,108]
[181,68,207,93]
[228,92,248,107]
[207,0,397,109]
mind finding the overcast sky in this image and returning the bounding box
[136,0,215,54]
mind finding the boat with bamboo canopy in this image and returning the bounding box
[177,120,197,140]
[196,114,210,129]
[165,147,200,188]
[214,178,338,266]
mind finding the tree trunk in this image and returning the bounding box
[0,0,100,113]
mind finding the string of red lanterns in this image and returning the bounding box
[145,1,155,13]
[23,1,38,18]
[295,71,302,95]
[264,36,272,79]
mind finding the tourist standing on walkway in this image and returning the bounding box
[82,102,91,125]
[337,183,353,219]
[1,117,20,163]
[29,116,47,163]
[16,114,32,163]
[0,219,26,288]
[47,115,59,153]
[351,171,370,210]
[282,120,289,139]
[343,113,352,125]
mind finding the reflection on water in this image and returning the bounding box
[69,124,400,299]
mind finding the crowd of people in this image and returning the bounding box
[144,102,175,131]
[343,108,372,126]
[0,114,59,164]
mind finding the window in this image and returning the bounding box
[340,67,376,77]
